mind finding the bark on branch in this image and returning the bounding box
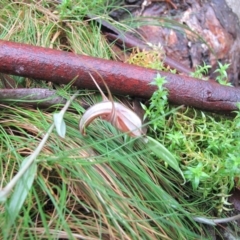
[0,40,240,112]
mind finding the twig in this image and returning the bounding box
[0,88,90,109]
[0,88,66,107]
[193,214,240,226]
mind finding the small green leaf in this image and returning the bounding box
[53,112,66,138]
[6,157,37,227]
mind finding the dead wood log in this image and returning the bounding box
[85,14,192,75]
[0,40,240,112]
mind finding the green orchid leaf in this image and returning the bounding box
[147,136,185,181]
[53,112,66,138]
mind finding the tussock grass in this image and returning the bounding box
[0,100,206,239]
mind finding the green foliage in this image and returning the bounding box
[0,95,207,239]
[141,69,239,214]
[190,62,211,80]
[57,0,109,19]
[0,0,239,238]
[0,90,79,237]
[6,159,37,231]
[160,107,240,214]
[127,46,239,215]
[190,61,232,86]
[53,112,66,138]
[214,62,232,86]
[141,73,169,131]
[147,136,185,180]
[184,163,209,190]
[127,47,177,74]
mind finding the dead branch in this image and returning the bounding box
[0,88,93,109]
[0,88,66,107]
[0,40,240,112]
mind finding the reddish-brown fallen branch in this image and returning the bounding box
[0,40,240,112]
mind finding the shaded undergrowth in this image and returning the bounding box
[0,0,239,239]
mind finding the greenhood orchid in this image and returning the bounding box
[79,73,143,137]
